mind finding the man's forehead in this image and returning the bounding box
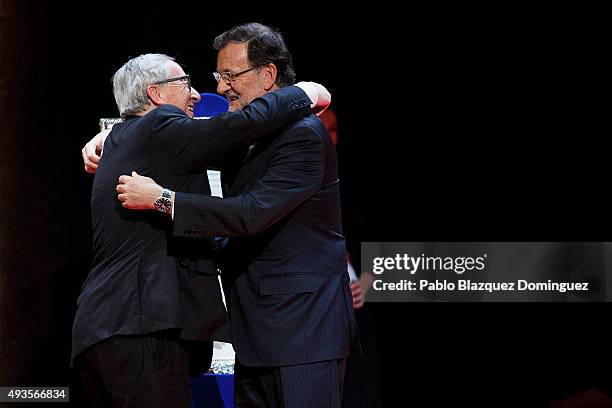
[167,61,185,75]
[217,43,249,70]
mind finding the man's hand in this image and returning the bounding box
[295,81,331,116]
[116,171,163,210]
[351,272,375,309]
[82,129,110,173]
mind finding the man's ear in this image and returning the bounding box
[263,63,278,91]
[147,85,164,106]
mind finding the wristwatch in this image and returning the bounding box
[153,188,173,216]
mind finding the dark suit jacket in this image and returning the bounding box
[173,111,360,367]
[71,86,312,363]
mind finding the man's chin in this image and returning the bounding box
[228,99,245,112]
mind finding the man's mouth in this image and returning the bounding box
[187,104,194,113]
[228,95,239,102]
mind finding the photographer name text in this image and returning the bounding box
[373,279,589,293]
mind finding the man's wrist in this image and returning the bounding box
[153,188,174,217]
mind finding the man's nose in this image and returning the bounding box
[216,80,231,95]
[190,88,201,102]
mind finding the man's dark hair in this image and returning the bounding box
[213,22,296,87]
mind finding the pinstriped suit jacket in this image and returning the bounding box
[173,110,360,367]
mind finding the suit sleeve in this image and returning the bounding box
[172,125,324,237]
[152,86,311,174]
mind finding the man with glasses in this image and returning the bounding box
[116,23,360,408]
[74,53,329,407]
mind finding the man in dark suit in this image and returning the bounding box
[73,52,322,407]
[116,24,359,408]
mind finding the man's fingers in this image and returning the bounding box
[352,291,364,308]
[83,155,100,173]
[86,152,100,165]
[85,159,98,168]
[83,142,101,164]
[82,146,100,174]
[118,193,127,202]
[118,175,133,184]
[81,130,109,174]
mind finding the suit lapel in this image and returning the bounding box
[226,137,275,195]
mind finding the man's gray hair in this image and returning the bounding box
[112,53,175,118]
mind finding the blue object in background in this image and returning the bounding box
[194,93,229,118]
[191,374,234,408]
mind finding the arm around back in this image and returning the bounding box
[152,86,312,174]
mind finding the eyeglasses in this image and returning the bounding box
[212,67,257,84]
[153,74,191,89]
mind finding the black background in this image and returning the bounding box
[1,1,610,406]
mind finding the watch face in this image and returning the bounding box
[154,197,172,214]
